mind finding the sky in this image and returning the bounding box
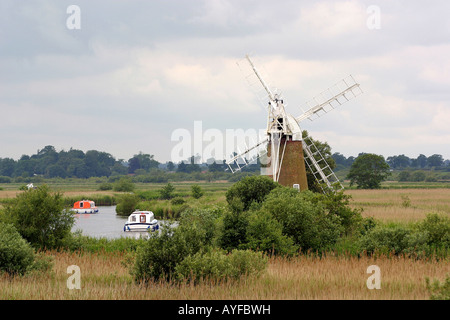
[1,0,450,163]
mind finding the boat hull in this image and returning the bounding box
[123,223,159,232]
[71,208,99,214]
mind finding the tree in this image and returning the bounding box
[415,154,428,168]
[128,152,159,174]
[387,154,411,169]
[2,185,74,249]
[166,161,175,172]
[347,153,391,189]
[427,154,444,168]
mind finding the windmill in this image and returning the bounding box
[226,55,362,193]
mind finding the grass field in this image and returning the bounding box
[0,180,449,300]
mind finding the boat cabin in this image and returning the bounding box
[71,200,99,213]
[124,210,159,232]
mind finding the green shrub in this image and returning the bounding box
[359,225,412,255]
[132,223,207,283]
[2,185,74,249]
[97,182,113,191]
[0,223,36,276]
[418,214,449,248]
[171,197,186,205]
[260,188,343,252]
[175,248,267,284]
[191,184,204,199]
[0,176,11,183]
[245,210,297,256]
[218,202,250,252]
[115,193,139,216]
[113,177,135,192]
[179,207,223,247]
[225,176,279,211]
[135,190,160,201]
[159,183,175,200]
[359,215,449,257]
[426,275,450,300]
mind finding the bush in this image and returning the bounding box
[418,214,449,248]
[260,188,343,252]
[426,275,450,300]
[191,184,204,199]
[0,176,11,183]
[245,209,297,255]
[359,225,411,255]
[97,182,113,191]
[179,207,223,247]
[171,197,186,205]
[132,223,207,283]
[1,185,74,249]
[175,249,267,284]
[218,201,250,252]
[225,176,279,211]
[0,223,36,275]
[113,177,135,192]
[359,215,449,257]
[159,183,175,200]
[115,193,140,216]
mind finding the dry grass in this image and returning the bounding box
[1,250,447,300]
[346,188,450,223]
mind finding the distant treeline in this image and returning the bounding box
[0,145,448,181]
[0,145,259,180]
[332,152,450,170]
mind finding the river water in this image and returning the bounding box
[71,206,150,239]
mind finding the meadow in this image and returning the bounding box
[0,179,449,300]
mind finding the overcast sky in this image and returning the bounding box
[1,0,449,163]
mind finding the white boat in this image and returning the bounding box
[123,210,159,232]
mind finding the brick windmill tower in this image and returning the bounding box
[226,55,362,192]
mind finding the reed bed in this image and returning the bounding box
[346,188,450,223]
[1,250,447,300]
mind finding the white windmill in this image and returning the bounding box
[226,55,362,193]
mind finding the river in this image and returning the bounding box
[71,206,150,239]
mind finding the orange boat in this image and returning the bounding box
[71,200,99,214]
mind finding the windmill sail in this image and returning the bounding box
[226,136,269,173]
[296,75,362,123]
[302,134,343,192]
